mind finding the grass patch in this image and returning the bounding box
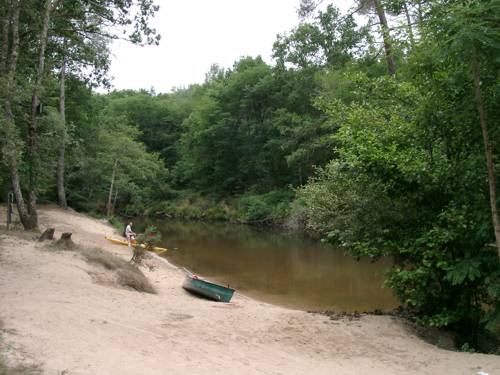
[0,320,42,375]
[0,361,42,375]
[116,268,156,294]
[79,247,156,294]
[0,228,39,242]
[80,247,126,270]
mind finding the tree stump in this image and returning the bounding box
[38,228,55,242]
[130,245,145,264]
[56,232,75,250]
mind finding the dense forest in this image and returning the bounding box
[1,0,499,351]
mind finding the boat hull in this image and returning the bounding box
[105,236,167,254]
[182,275,235,302]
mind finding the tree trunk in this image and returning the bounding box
[57,50,68,209]
[111,187,119,216]
[106,160,118,218]
[373,0,396,76]
[416,0,423,25]
[403,2,415,46]
[27,0,57,229]
[1,1,36,230]
[472,57,500,257]
[6,0,19,75]
[0,4,10,76]
[10,158,37,229]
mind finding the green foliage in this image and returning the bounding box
[273,5,369,69]
[108,216,124,234]
[146,192,231,221]
[144,190,293,224]
[175,57,295,194]
[296,1,500,348]
[237,195,271,222]
[136,225,162,248]
[445,258,482,286]
[236,190,294,223]
[132,225,162,264]
[54,92,168,215]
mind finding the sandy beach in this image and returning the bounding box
[0,206,499,375]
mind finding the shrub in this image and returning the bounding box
[236,190,294,223]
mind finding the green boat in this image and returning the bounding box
[182,274,235,302]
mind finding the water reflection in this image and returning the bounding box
[136,220,398,312]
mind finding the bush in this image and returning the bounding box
[149,194,231,221]
[235,190,294,223]
[142,190,293,224]
[205,205,229,221]
[132,226,162,264]
[237,195,271,222]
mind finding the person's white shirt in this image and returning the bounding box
[125,224,134,238]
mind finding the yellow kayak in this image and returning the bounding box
[105,236,168,254]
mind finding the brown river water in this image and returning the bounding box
[136,220,398,312]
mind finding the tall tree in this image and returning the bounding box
[27,0,60,229]
[357,0,397,75]
[298,0,397,75]
[386,0,416,46]
[274,5,368,69]
[49,0,160,212]
[1,0,160,229]
[57,46,68,208]
[435,0,500,256]
[0,0,34,229]
[0,2,9,76]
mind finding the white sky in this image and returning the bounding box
[108,0,354,93]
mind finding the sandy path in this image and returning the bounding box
[0,207,499,375]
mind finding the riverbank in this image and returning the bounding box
[134,190,295,227]
[1,206,499,375]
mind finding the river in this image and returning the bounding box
[136,219,397,312]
